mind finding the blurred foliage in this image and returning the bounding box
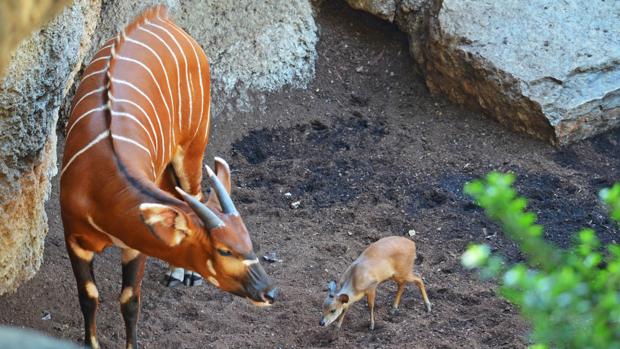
[461,172,620,349]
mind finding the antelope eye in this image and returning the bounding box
[217,249,232,257]
[330,309,336,314]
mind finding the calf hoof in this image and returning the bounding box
[425,301,432,313]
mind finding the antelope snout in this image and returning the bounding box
[319,318,326,326]
[261,287,278,304]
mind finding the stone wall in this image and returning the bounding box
[0,0,317,295]
[0,0,102,296]
[346,0,620,145]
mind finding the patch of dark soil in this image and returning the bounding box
[2,1,620,349]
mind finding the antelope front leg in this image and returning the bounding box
[367,288,377,330]
[165,146,207,287]
[120,249,147,349]
[66,239,100,349]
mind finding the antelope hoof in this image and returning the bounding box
[183,272,203,286]
[425,302,432,313]
[369,323,375,331]
[165,274,183,287]
[389,307,400,315]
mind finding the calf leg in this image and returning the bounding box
[391,281,407,313]
[120,249,147,349]
[367,287,377,330]
[407,273,432,312]
[66,239,100,349]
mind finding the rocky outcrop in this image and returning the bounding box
[0,0,317,295]
[0,0,70,75]
[346,0,620,145]
[0,0,101,295]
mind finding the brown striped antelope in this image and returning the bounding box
[60,6,276,349]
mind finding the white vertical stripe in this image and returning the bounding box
[124,36,175,152]
[70,87,105,115]
[146,20,190,142]
[139,23,180,157]
[110,78,165,171]
[111,134,156,178]
[167,22,204,141]
[61,130,110,178]
[66,106,106,140]
[109,96,159,153]
[110,110,156,152]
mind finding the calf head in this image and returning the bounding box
[320,280,349,326]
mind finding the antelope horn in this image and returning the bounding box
[205,164,239,216]
[175,187,224,229]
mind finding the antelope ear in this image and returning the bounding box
[327,280,337,294]
[338,293,349,304]
[139,203,191,246]
[207,157,232,207]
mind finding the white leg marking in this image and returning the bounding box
[85,281,99,299]
[66,106,106,140]
[70,87,105,115]
[119,287,133,304]
[60,130,110,177]
[90,336,100,349]
[121,249,140,264]
[68,240,94,262]
[207,276,220,287]
[206,259,216,275]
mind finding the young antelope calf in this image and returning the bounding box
[320,236,431,330]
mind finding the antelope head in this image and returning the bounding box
[139,157,276,306]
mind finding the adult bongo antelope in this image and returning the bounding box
[60,6,276,349]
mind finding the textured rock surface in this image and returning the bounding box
[65,0,318,117]
[0,0,70,75]
[0,0,101,295]
[346,0,620,144]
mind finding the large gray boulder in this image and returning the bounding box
[346,0,620,145]
[0,0,101,296]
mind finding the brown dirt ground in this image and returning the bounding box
[1,1,619,348]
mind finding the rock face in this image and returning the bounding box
[0,0,101,296]
[0,0,70,75]
[346,0,620,145]
[0,0,317,295]
[63,0,317,118]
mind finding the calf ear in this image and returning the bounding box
[139,203,191,246]
[327,280,337,294]
[338,294,349,304]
